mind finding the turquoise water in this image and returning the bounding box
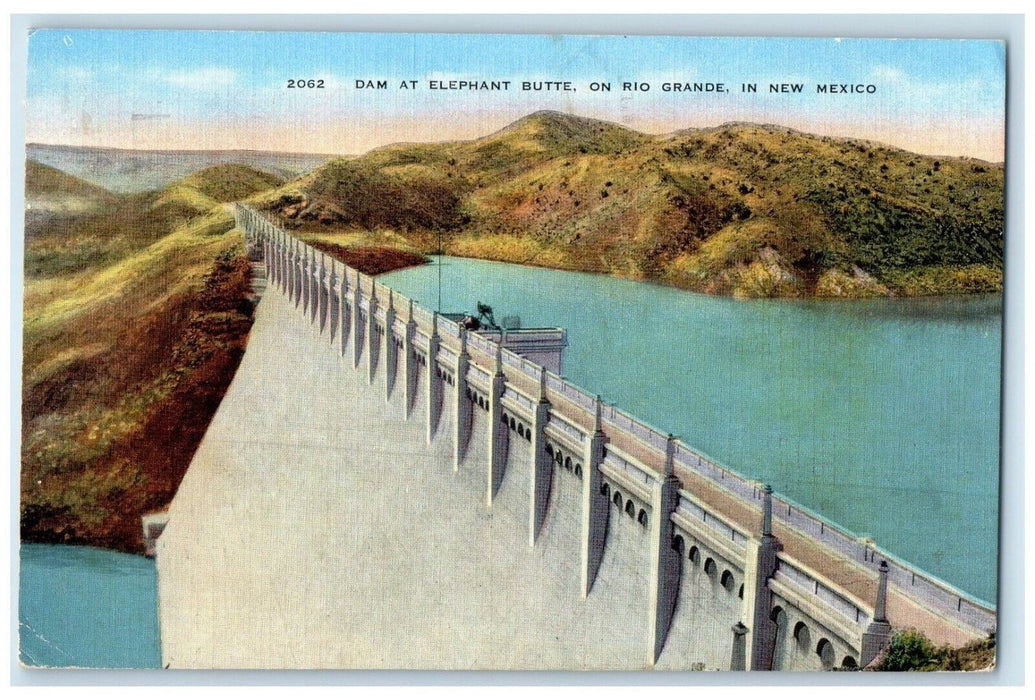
[19,544,161,668]
[383,257,1001,603]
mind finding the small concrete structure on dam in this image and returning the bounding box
[153,204,996,670]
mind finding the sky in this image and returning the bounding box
[24,30,1007,161]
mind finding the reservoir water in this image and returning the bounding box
[19,544,161,668]
[382,256,1001,603]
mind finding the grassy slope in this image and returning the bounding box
[261,112,1004,298]
[26,160,119,202]
[21,164,282,552]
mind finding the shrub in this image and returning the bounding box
[878,629,939,671]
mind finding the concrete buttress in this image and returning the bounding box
[580,396,609,597]
[646,436,681,665]
[529,367,552,545]
[486,344,508,506]
[453,328,472,470]
[426,314,443,444]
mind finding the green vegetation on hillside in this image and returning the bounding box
[876,629,995,672]
[26,160,119,202]
[21,163,278,552]
[261,112,1004,298]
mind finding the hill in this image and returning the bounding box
[25,163,283,278]
[26,160,118,202]
[257,112,1004,298]
[20,164,280,552]
[25,160,120,235]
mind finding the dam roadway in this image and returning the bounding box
[154,206,995,670]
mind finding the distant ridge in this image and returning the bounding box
[27,142,341,158]
[254,111,1004,298]
[27,143,333,194]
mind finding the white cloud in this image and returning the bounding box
[868,64,986,98]
[57,66,94,81]
[164,66,237,88]
[870,65,906,82]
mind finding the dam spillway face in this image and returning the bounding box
[153,206,996,670]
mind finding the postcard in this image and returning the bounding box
[18,28,1004,672]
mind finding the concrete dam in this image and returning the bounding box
[153,204,996,670]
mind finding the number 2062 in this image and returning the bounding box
[287,79,325,88]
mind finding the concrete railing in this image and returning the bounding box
[233,203,996,640]
[775,554,873,629]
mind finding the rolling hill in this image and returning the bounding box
[256,111,1004,298]
[21,163,280,552]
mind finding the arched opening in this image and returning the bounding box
[840,655,858,670]
[793,622,810,649]
[517,422,525,437]
[672,535,685,555]
[738,584,744,599]
[816,639,835,670]
[720,570,735,592]
[770,606,786,627]
[704,558,717,578]
[688,546,700,565]
[601,482,610,498]
[637,509,648,527]
[625,499,636,518]
[564,456,572,471]
[574,463,582,479]
[509,417,516,431]
[613,491,623,508]
[546,444,554,458]
[502,412,509,425]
